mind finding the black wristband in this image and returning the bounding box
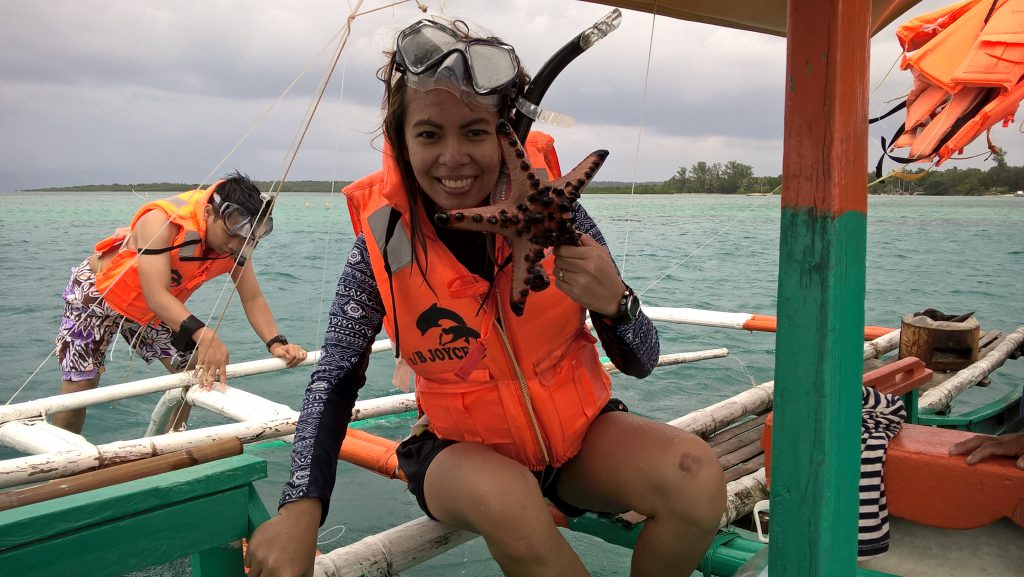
[171,315,206,352]
[265,334,289,351]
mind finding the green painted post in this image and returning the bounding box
[770,0,872,575]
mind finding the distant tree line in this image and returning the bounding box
[594,155,1022,195]
[28,180,352,193]
[867,152,1024,196]
[590,161,782,194]
[27,157,1023,196]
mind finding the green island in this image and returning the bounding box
[25,156,1024,196]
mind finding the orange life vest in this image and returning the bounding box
[343,132,612,470]
[888,0,1024,164]
[93,184,236,325]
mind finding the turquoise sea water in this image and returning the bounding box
[1,191,1022,575]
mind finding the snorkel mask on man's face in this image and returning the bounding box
[211,192,273,266]
[395,20,521,110]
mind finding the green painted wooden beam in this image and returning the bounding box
[0,487,249,576]
[772,210,866,575]
[0,454,266,548]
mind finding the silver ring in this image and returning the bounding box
[557,268,565,281]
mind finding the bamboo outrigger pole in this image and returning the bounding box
[772,0,872,575]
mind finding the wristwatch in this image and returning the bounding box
[265,334,289,351]
[604,284,641,326]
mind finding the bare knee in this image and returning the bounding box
[650,434,726,531]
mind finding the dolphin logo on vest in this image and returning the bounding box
[409,303,482,366]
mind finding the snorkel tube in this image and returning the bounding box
[512,8,622,143]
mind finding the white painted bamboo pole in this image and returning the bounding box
[0,419,96,454]
[667,382,775,438]
[146,389,187,437]
[0,392,419,487]
[313,516,477,577]
[350,393,417,421]
[187,386,298,422]
[919,326,1024,414]
[863,329,900,360]
[644,307,756,329]
[0,417,296,489]
[603,348,729,374]
[720,468,768,527]
[0,338,394,424]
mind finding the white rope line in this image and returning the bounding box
[619,1,659,277]
[318,64,349,353]
[637,186,779,299]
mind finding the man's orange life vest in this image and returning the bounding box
[344,132,612,471]
[93,185,236,325]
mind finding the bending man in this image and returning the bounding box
[54,171,307,433]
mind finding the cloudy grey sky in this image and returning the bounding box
[2,0,1020,190]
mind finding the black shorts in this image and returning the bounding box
[396,398,628,520]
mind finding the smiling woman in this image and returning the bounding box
[2,2,1023,577]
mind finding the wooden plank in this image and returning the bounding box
[713,425,765,458]
[0,454,265,548]
[979,330,1002,352]
[0,487,249,577]
[707,413,768,447]
[719,442,765,470]
[724,454,766,483]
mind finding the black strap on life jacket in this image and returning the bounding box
[869,101,922,178]
[136,239,199,255]
[475,252,514,318]
[381,208,404,358]
[137,238,231,262]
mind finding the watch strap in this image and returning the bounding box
[605,284,639,326]
[265,334,289,351]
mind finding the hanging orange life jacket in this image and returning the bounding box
[343,132,612,471]
[94,184,236,325]
[886,0,1024,165]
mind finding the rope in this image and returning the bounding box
[637,186,779,299]
[317,64,349,354]
[619,2,659,277]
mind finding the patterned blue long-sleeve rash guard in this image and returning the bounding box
[281,204,660,522]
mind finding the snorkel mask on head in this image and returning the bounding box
[211,192,273,267]
[395,20,521,110]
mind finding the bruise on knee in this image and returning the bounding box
[676,450,705,474]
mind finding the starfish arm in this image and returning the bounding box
[433,119,609,315]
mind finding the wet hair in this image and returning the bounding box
[377,19,530,266]
[214,170,269,220]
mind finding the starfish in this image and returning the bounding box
[434,119,608,316]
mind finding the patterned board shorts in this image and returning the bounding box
[55,259,176,381]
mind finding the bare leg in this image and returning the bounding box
[557,412,726,577]
[53,377,100,433]
[424,443,590,577]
